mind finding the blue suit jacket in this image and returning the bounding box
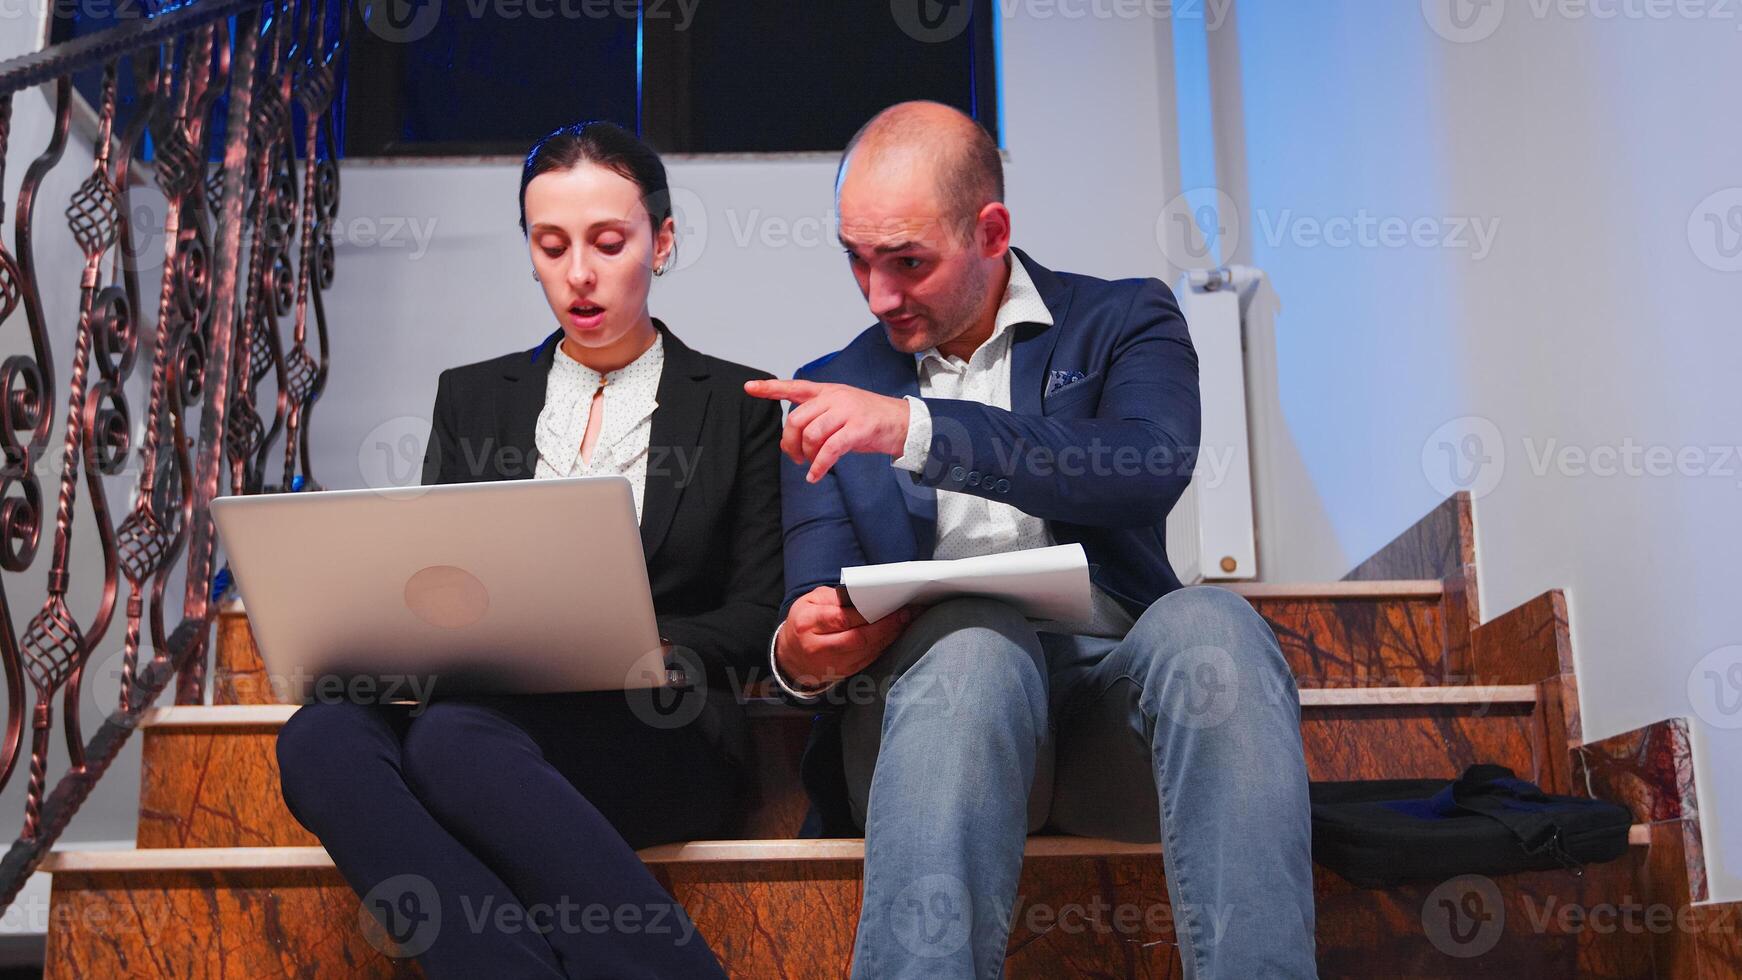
[782,248,1202,836]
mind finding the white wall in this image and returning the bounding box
[1233,0,1742,900]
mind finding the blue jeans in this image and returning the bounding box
[840,587,1318,979]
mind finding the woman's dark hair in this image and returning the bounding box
[518,121,673,240]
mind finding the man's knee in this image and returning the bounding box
[900,597,1039,668]
[1126,586,1296,709]
[849,597,1048,745]
[910,595,1031,632]
[888,597,1045,716]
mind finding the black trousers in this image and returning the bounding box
[276,690,742,979]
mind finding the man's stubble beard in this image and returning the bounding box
[922,257,998,354]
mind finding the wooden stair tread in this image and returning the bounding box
[43,825,1652,874]
[218,579,1446,619]
[39,840,1156,873]
[1224,579,1443,599]
[139,684,1539,730]
[44,846,335,873]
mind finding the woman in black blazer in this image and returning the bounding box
[275,122,782,979]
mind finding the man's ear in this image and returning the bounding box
[976,202,1012,257]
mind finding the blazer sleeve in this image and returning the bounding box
[419,368,464,487]
[913,278,1200,528]
[763,364,877,711]
[653,382,786,688]
[775,363,870,621]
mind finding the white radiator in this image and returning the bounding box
[1165,266,1267,583]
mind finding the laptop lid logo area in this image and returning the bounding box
[403,565,491,629]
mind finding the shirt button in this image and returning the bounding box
[967,471,981,486]
[996,479,1011,493]
[950,465,966,482]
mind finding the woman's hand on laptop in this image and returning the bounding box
[775,586,916,689]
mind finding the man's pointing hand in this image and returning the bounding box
[744,379,912,483]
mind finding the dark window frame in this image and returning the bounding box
[341,0,1001,159]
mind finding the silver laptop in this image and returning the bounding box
[210,476,670,702]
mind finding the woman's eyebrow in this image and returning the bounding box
[528,218,630,236]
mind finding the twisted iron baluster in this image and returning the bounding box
[243,150,293,491]
[18,65,124,838]
[0,66,68,809]
[227,0,290,496]
[282,0,338,492]
[149,22,223,675]
[57,55,150,771]
[54,46,160,756]
[175,11,264,707]
[0,95,26,801]
[168,17,242,706]
[116,34,210,714]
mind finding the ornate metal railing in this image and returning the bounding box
[0,0,344,905]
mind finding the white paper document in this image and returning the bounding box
[840,543,1093,625]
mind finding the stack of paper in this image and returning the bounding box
[840,543,1093,624]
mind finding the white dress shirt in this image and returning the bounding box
[771,255,1131,701]
[533,332,664,523]
[892,252,1055,560]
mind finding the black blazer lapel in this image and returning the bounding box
[1008,248,1075,417]
[496,328,561,481]
[640,321,709,563]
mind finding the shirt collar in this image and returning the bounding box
[915,251,1053,368]
[552,329,665,383]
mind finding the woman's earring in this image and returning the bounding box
[653,263,666,277]
[532,271,540,282]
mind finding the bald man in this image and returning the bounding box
[745,102,1317,979]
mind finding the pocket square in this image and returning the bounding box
[1045,369,1087,398]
